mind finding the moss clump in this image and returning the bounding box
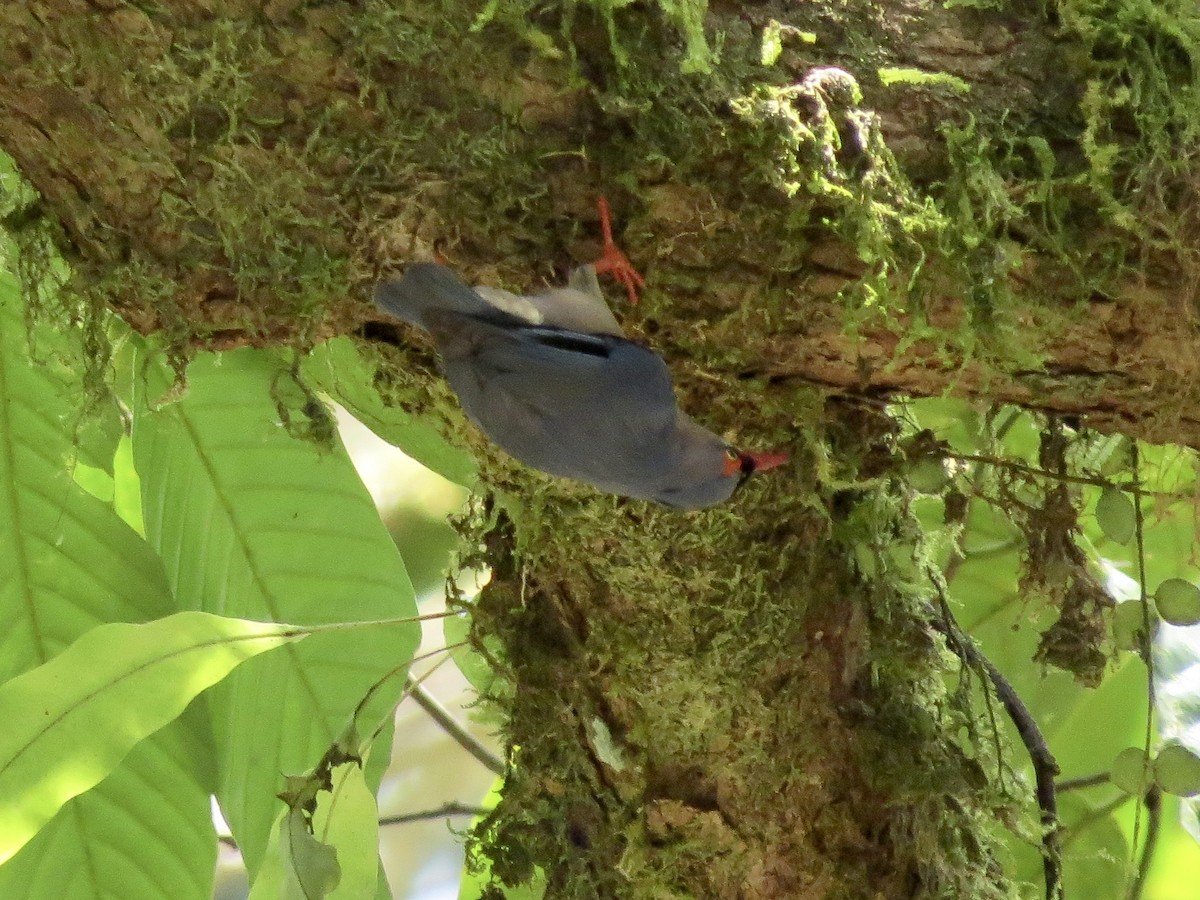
[451,394,1018,898]
[730,67,946,320]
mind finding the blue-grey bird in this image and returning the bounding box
[374,204,786,508]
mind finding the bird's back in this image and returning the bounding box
[428,310,681,494]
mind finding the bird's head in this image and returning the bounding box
[650,426,789,509]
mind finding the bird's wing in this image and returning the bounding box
[427,311,677,482]
[523,264,624,336]
[377,262,624,335]
[472,285,545,325]
[375,262,523,329]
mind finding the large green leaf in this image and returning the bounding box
[130,347,421,874]
[0,612,304,864]
[0,271,217,899]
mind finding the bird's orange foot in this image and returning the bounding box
[592,196,646,305]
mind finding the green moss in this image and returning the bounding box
[940,0,1200,307]
[1060,0,1200,212]
[878,67,972,95]
[473,0,716,73]
[730,67,948,324]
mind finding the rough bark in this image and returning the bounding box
[2,0,1196,897]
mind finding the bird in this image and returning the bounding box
[374,199,787,509]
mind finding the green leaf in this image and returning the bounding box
[1156,579,1200,626]
[303,337,477,487]
[312,759,381,899]
[445,611,496,696]
[0,270,216,898]
[250,756,380,900]
[284,807,341,899]
[0,612,301,864]
[1096,487,1135,545]
[112,434,147,535]
[1112,599,1156,652]
[130,347,421,874]
[906,457,949,494]
[1155,742,1200,798]
[1110,747,1151,794]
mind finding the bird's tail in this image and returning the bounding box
[374,262,493,328]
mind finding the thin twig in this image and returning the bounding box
[1130,786,1161,900]
[1056,772,1111,793]
[944,451,1179,500]
[1129,444,1158,900]
[926,605,1062,900]
[407,675,505,775]
[932,583,1006,787]
[216,801,493,851]
[362,642,467,748]
[379,801,491,826]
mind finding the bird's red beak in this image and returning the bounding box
[723,449,790,478]
[744,450,789,473]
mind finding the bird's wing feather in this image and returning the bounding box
[428,311,677,483]
[375,263,527,329]
[520,264,624,336]
[472,285,545,325]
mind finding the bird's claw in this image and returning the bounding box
[592,197,646,305]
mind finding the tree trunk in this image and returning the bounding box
[2,0,1193,896]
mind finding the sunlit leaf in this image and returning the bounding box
[0,612,301,864]
[0,270,216,898]
[129,347,420,874]
[312,759,381,899]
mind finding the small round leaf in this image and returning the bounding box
[907,458,949,494]
[1111,600,1157,652]
[1096,487,1135,545]
[1098,436,1132,477]
[1154,578,1200,626]
[1153,742,1200,797]
[1110,747,1150,794]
